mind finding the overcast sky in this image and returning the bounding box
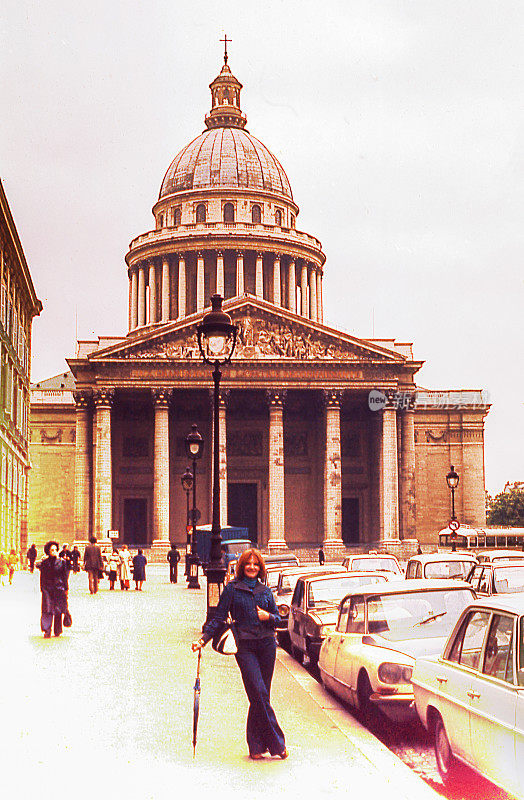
[2,0,523,495]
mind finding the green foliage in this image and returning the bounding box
[486,482,524,526]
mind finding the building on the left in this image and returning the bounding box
[0,180,42,555]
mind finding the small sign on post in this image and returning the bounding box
[108,530,119,539]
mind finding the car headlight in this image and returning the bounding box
[378,662,413,684]
[278,604,290,616]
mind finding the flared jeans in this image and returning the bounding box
[235,636,286,756]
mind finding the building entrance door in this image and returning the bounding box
[227,483,258,545]
[123,498,148,546]
[342,498,359,544]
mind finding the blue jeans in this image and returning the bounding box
[235,637,285,756]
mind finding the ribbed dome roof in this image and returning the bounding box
[159,127,293,200]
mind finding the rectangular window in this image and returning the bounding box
[0,284,6,328]
[482,614,515,683]
[12,309,18,347]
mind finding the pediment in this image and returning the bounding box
[87,298,407,365]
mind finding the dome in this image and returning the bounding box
[159,127,293,201]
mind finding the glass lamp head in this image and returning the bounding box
[197,294,238,364]
[446,465,459,489]
[184,424,204,461]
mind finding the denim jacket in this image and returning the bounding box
[202,578,282,642]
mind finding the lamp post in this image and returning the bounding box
[181,467,193,581]
[446,465,460,552]
[197,294,238,621]
[185,424,204,589]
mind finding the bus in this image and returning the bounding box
[438,527,524,550]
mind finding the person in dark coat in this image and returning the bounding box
[318,547,325,566]
[36,540,71,638]
[70,546,81,573]
[83,536,104,594]
[192,549,287,761]
[27,544,37,573]
[167,545,180,583]
[132,548,147,591]
[59,543,72,568]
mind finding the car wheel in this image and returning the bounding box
[357,672,374,717]
[291,644,304,664]
[434,716,464,786]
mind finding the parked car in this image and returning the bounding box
[288,571,390,667]
[406,553,478,580]
[466,562,524,596]
[319,580,476,720]
[476,549,524,565]
[412,595,524,797]
[342,552,403,577]
[265,556,300,592]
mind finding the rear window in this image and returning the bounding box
[307,574,386,607]
[493,566,524,593]
[351,557,400,574]
[424,560,474,579]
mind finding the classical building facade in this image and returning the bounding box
[29,56,489,555]
[0,179,42,554]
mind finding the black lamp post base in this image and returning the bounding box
[205,564,226,623]
[187,557,201,590]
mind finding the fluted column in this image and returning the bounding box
[236,252,244,296]
[74,392,91,539]
[197,253,205,312]
[130,269,138,330]
[317,270,323,323]
[273,255,281,306]
[216,252,224,297]
[178,254,186,318]
[288,259,296,313]
[381,393,399,541]
[255,253,264,299]
[149,260,157,323]
[400,395,416,540]
[152,389,171,542]
[309,266,317,322]
[138,264,146,327]
[301,262,309,317]
[323,391,343,544]
[161,257,170,322]
[94,389,114,539]
[267,390,287,550]
[128,273,133,331]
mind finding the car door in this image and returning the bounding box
[469,613,518,793]
[321,598,349,678]
[288,580,304,651]
[515,616,524,799]
[333,595,366,702]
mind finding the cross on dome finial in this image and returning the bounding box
[220,34,232,64]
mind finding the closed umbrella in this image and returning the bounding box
[192,648,202,758]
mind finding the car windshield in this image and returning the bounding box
[365,588,474,641]
[493,566,524,593]
[308,574,386,607]
[492,555,524,564]
[266,570,283,590]
[278,574,302,595]
[351,557,400,574]
[424,560,475,579]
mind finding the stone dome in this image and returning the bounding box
[159,126,293,201]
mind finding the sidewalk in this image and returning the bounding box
[0,567,441,800]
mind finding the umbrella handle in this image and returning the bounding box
[197,647,202,678]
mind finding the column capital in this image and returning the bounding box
[93,388,114,408]
[73,390,92,409]
[236,251,244,258]
[383,389,400,410]
[197,251,204,259]
[177,252,186,261]
[266,389,287,408]
[323,390,344,408]
[151,388,172,407]
[273,252,282,260]
[256,252,263,260]
[216,251,223,259]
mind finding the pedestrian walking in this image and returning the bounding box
[167,544,180,583]
[132,548,147,590]
[27,544,38,573]
[59,543,72,568]
[0,551,8,586]
[318,547,325,566]
[83,535,104,594]
[7,549,18,584]
[192,548,287,761]
[36,540,72,638]
[70,546,81,573]
[108,547,119,590]
[118,544,133,590]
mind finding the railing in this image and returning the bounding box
[128,222,323,251]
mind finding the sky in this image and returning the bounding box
[1,0,523,495]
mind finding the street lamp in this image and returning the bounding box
[446,465,460,552]
[185,424,204,589]
[181,467,193,581]
[197,294,238,621]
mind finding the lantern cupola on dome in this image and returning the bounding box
[205,43,247,130]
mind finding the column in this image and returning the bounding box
[309,266,317,322]
[317,270,323,323]
[381,394,399,540]
[288,259,296,313]
[161,257,170,322]
[128,272,132,331]
[138,264,146,326]
[301,262,309,317]
[178,254,186,318]
[94,389,113,539]
[152,389,171,542]
[255,253,264,299]
[273,255,281,306]
[130,269,138,330]
[74,392,91,540]
[197,253,205,312]
[216,252,224,297]
[323,391,343,544]
[218,392,228,528]
[236,252,244,296]
[149,260,157,323]
[267,390,287,550]
[400,395,416,540]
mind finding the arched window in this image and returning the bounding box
[196,203,206,223]
[174,207,182,227]
[251,204,261,224]
[275,209,282,226]
[223,202,235,223]
[290,214,295,228]
[158,214,164,228]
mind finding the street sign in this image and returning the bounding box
[448,519,460,532]
[108,530,119,539]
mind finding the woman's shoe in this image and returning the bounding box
[277,749,288,759]
[249,753,265,760]
[43,631,51,638]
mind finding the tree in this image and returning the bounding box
[486,482,524,526]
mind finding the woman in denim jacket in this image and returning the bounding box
[192,548,287,760]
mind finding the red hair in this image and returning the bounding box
[235,548,267,582]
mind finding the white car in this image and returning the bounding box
[342,552,403,577]
[405,553,478,580]
[319,580,476,720]
[412,595,524,796]
[476,549,524,565]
